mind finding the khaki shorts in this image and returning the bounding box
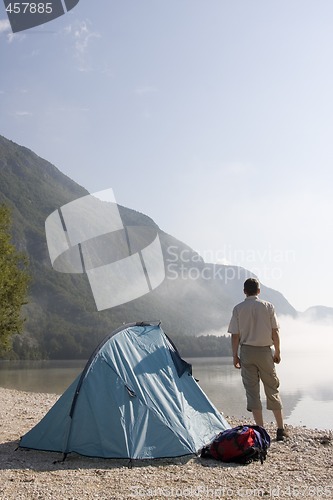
[240,344,283,411]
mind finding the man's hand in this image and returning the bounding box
[272,328,281,364]
[231,334,241,369]
[233,355,241,369]
[273,351,281,364]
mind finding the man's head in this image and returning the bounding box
[244,278,260,296]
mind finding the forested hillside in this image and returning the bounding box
[0,135,296,359]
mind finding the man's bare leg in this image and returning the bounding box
[272,409,284,429]
[252,409,264,427]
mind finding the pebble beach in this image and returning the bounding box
[0,387,332,500]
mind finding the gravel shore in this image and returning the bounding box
[0,387,332,500]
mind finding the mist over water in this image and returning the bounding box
[277,316,333,425]
[279,315,333,355]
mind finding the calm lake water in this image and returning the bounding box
[1,349,332,430]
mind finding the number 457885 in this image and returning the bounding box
[5,3,53,14]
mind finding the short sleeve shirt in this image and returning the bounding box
[228,296,279,346]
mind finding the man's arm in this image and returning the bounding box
[231,333,241,369]
[272,328,281,363]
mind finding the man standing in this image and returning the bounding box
[228,277,287,441]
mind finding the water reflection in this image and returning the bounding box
[0,360,85,394]
[0,355,332,430]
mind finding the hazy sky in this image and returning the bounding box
[1,0,333,311]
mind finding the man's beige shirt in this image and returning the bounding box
[228,295,279,346]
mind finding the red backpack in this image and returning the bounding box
[201,425,270,465]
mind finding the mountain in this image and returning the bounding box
[0,135,297,359]
[301,305,333,322]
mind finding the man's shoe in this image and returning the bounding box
[276,427,289,441]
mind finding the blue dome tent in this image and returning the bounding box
[20,322,229,460]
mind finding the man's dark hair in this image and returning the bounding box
[244,278,260,295]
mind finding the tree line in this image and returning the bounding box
[0,205,29,355]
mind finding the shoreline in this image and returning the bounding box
[1,387,332,499]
